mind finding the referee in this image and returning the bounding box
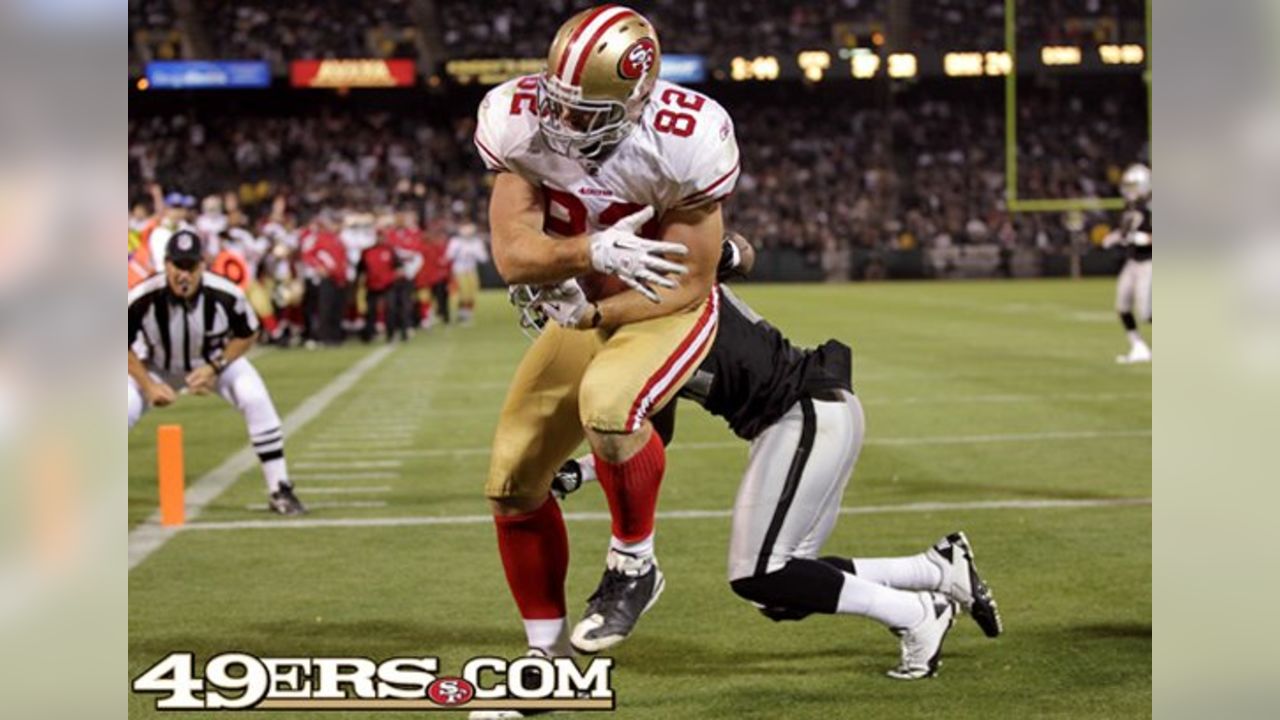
[128,229,305,515]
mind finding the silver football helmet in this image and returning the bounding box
[1120,163,1151,202]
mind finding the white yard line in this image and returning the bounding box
[292,460,404,469]
[128,345,398,571]
[242,500,389,511]
[315,430,418,439]
[307,439,415,450]
[861,392,1151,406]
[402,391,1151,416]
[291,472,400,481]
[186,496,1151,532]
[295,429,1152,459]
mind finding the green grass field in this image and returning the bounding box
[128,280,1151,719]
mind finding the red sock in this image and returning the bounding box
[595,430,665,543]
[493,497,568,619]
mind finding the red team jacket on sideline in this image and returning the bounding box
[418,236,451,288]
[385,227,430,289]
[301,229,348,286]
[360,243,401,292]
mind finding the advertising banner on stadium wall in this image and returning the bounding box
[658,54,707,83]
[145,61,272,89]
[289,59,417,88]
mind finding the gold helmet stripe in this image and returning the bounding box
[558,5,637,86]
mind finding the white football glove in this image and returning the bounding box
[539,280,593,329]
[508,284,548,338]
[587,206,688,302]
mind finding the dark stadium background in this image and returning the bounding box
[129,0,1149,286]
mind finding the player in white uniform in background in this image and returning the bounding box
[1105,163,1153,363]
[445,222,489,325]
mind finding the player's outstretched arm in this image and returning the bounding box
[587,202,723,331]
[488,172,593,285]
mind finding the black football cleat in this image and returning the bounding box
[268,482,307,516]
[570,549,665,654]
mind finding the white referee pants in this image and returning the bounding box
[1115,259,1152,322]
[727,391,865,582]
[127,359,288,490]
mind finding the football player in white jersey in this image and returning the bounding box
[470,7,738,714]
[1104,163,1153,363]
[445,222,490,325]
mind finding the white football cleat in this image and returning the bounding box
[887,592,958,680]
[1115,343,1152,364]
[926,532,1003,638]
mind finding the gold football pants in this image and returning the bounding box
[485,288,719,502]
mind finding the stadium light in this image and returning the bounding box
[984,51,1012,76]
[731,56,780,81]
[1098,44,1145,65]
[797,51,831,82]
[850,50,880,79]
[1041,45,1082,66]
[943,52,984,77]
[887,53,917,79]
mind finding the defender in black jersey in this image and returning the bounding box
[128,229,305,515]
[527,233,1002,680]
[1106,163,1153,363]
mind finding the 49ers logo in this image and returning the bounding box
[617,38,656,80]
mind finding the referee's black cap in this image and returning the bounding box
[166,229,204,268]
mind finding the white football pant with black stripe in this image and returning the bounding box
[725,391,936,630]
[127,358,289,492]
[1115,259,1152,322]
[727,390,863,583]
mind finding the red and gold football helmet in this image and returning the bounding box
[539,4,661,160]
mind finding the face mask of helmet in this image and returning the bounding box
[537,75,632,161]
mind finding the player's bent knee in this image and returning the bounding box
[488,493,545,517]
[583,425,649,464]
[728,560,844,615]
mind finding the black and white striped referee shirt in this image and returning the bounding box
[128,273,259,374]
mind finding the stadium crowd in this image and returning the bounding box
[128,1,1148,307]
[130,81,1145,268]
[130,0,1146,70]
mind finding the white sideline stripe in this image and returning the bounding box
[302,486,392,495]
[128,345,398,571]
[185,497,1151,532]
[296,429,1153,459]
[292,472,400,481]
[243,501,388,510]
[293,460,404,469]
